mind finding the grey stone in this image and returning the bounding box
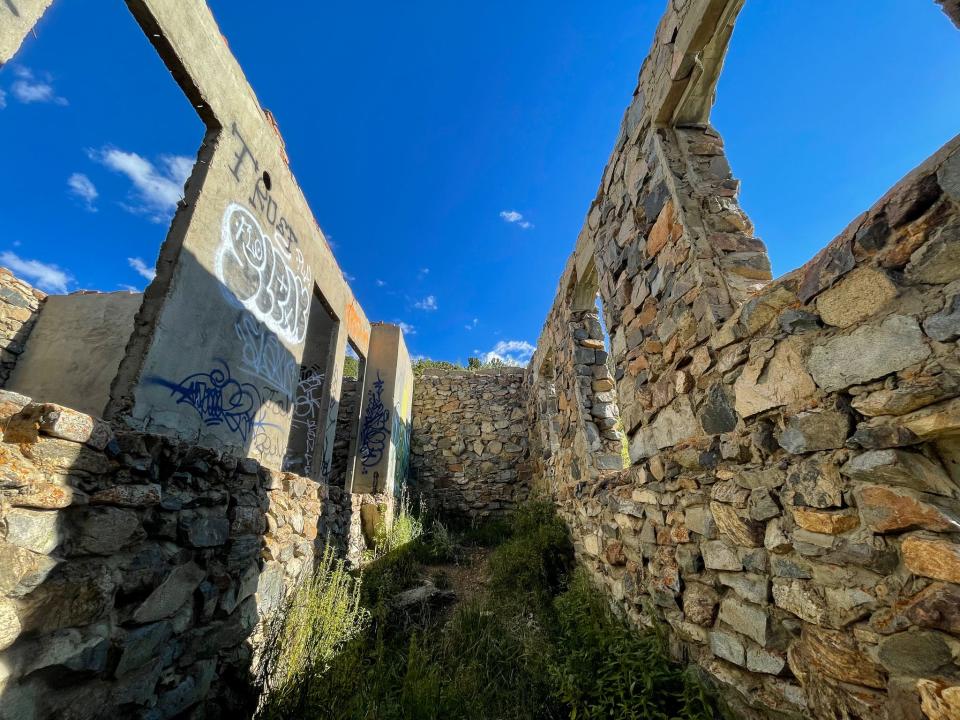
[73,507,145,555]
[906,221,960,284]
[133,562,206,624]
[116,621,174,676]
[719,572,769,604]
[685,505,716,538]
[702,540,742,571]
[746,645,786,675]
[777,407,850,454]
[779,309,820,334]
[748,488,780,521]
[179,512,229,548]
[808,315,931,392]
[710,629,746,666]
[938,150,960,202]
[878,631,954,675]
[4,508,61,555]
[629,396,699,461]
[698,384,738,435]
[923,294,960,341]
[841,449,958,497]
[0,598,20,651]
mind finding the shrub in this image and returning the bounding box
[255,545,368,718]
[549,571,723,720]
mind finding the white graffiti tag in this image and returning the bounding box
[215,202,312,345]
[234,311,298,402]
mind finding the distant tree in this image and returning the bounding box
[467,357,482,369]
[343,356,360,380]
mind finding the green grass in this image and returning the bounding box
[255,502,729,720]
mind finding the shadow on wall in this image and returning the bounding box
[0,251,356,719]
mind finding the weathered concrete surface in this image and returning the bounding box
[0,0,54,64]
[7,292,141,417]
[351,324,413,499]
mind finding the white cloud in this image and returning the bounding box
[417,267,430,280]
[9,67,68,106]
[118,284,140,292]
[90,147,193,223]
[127,257,156,282]
[499,209,533,230]
[395,321,416,336]
[375,279,386,287]
[464,317,479,331]
[483,339,535,367]
[67,173,97,211]
[414,295,438,311]
[344,271,356,282]
[0,251,72,294]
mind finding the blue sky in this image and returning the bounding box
[1,1,957,366]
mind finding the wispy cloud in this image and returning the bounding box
[464,317,479,331]
[0,89,6,109]
[118,284,140,293]
[90,147,193,223]
[127,257,156,282]
[67,173,98,211]
[484,339,535,366]
[395,321,416,336]
[10,66,68,106]
[414,295,438,311]
[344,271,356,282]
[417,267,430,280]
[375,279,387,287]
[0,251,72,293]
[499,210,533,230]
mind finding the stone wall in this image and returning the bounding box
[526,1,960,718]
[410,368,531,519]
[0,390,350,719]
[0,268,44,388]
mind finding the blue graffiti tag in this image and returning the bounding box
[358,372,390,474]
[149,360,260,442]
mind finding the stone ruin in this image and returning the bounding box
[2,1,960,718]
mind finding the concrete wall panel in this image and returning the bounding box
[7,292,140,417]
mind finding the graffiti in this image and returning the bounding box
[149,361,260,442]
[319,406,338,479]
[345,300,370,351]
[358,372,390,474]
[251,411,285,466]
[235,311,298,401]
[215,202,312,345]
[229,121,301,252]
[283,365,325,475]
[392,412,411,489]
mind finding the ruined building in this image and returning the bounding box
[2,1,960,718]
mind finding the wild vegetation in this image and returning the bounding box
[412,356,505,377]
[255,502,729,720]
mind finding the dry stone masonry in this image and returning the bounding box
[525,1,960,718]
[410,368,531,518]
[2,0,960,718]
[0,268,44,388]
[0,391,351,717]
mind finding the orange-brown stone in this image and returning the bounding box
[902,536,960,583]
[855,485,960,533]
[792,507,859,535]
